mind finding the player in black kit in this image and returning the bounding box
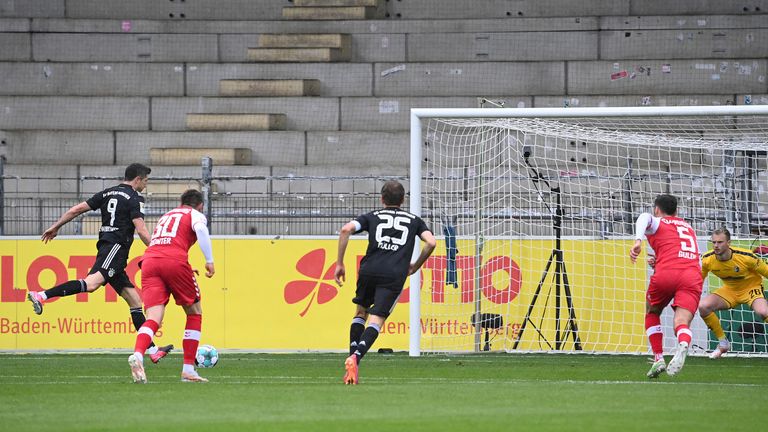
[27,163,173,363]
[334,180,436,384]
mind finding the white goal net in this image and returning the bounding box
[408,106,768,356]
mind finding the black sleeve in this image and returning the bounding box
[129,195,145,220]
[85,191,103,211]
[354,213,369,233]
[415,217,430,236]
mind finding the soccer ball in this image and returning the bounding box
[195,344,219,368]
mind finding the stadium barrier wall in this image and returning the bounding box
[0,236,740,353]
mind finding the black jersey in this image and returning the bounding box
[85,183,145,247]
[355,207,430,279]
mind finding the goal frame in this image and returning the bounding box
[408,105,768,357]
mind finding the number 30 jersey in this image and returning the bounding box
[637,214,700,270]
[142,206,207,263]
[354,207,430,279]
[86,183,145,248]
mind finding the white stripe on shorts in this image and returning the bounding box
[102,243,121,269]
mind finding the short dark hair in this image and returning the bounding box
[124,163,151,181]
[181,189,204,207]
[654,194,677,216]
[381,180,405,206]
[712,227,731,241]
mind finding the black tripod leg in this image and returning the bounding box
[560,260,582,350]
[512,250,556,350]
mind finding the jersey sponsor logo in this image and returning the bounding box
[102,190,132,200]
[99,226,119,232]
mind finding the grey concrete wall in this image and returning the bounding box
[151,97,340,131]
[0,63,184,96]
[408,32,597,62]
[341,96,532,130]
[220,33,405,63]
[65,0,286,20]
[0,97,149,130]
[534,94,736,107]
[0,33,30,60]
[385,0,628,19]
[0,130,114,164]
[629,0,768,15]
[0,17,29,31]
[601,29,768,60]
[186,63,373,97]
[32,33,218,62]
[0,0,64,17]
[116,131,306,166]
[307,131,408,166]
[374,62,565,96]
[600,15,768,30]
[568,59,768,95]
[31,17,596,34]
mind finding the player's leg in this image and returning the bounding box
[644,274,671,378]
[699,292,732,359]
[667,278,700,377]
[114,274,172,362]
[180,302,207,383]
[129,305,166,384]
[750,297,768,323]
[350,277,403,364]
[172,264,207,382]
[349,306,368,356]
[26,271,104,315]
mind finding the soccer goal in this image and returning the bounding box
[409,105,768,356]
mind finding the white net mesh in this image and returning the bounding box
[415,109,768,355]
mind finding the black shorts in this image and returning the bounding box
[89,241,133,294]
[353,273,406,318]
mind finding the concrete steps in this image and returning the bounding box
[150,147,252,166]
[248,33,351,62]
[219,79,321,97]
[185,113,287,131]
[282,6,377,20]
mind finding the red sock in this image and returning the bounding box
[645,313,663,360]
[675,324,692,346]
[134,319,159,356]
[183,314,202,366]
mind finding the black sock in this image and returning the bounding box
[130,307,155,349]
[44,279,86,299]
[354,324,380,363]
[350,317,366,355]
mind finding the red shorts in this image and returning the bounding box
[140,257,200,308]
[647,268,702,314]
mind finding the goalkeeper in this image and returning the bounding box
[698,228,768,358]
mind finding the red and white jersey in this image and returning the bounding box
[143,206,207,263]
[637,214,700,271]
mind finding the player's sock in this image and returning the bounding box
[130,307,157,351]
[133,319,159,358]
[675,324,692,346]
[183,314,202,367]
[645,313,664,361]
[349,317,366,355]
[43,279,86,299]
[353,323,380,363]
[702,312,726,340]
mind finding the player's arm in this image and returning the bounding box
[751,255,768,279]
[132,218,151,246]
[629,212,658,263]
[409,230,437,275]
[41,201,92,243]
[194,221,215,278]
[334,220,359,286]
[701,257,711,280]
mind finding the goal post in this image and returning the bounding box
[409,105,768,357]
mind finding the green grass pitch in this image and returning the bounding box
[1,352,766,431]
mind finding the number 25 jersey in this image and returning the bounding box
[354,207,430,279]
[142,206,207,263]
